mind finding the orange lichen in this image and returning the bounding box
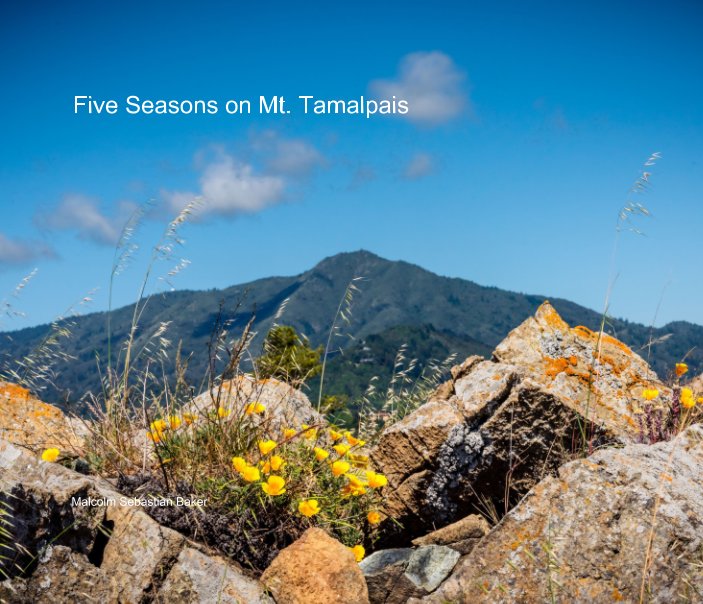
[601,334,633,356]
[545,358,569,378]
[574,325,595,338]
[612,588,624,601]
[568,355,578,366]
[0,383,30,401]
[539,302,569,330]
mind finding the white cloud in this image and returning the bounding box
[164,152,285,217]
[403,152,434,180]
[250,131,326,176]
[37,195,137,246]
[0,232,54,266]
[370,51,468,125]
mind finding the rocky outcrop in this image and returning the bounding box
[0,439,271,603]
[418,424,703,604]
[261,527,369,604]
[372,302,670,537]
[0,381,85,453]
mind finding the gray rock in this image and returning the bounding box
[0,545,114,603]
[158,547,273,603]
[360,546,460,603]
[360,548,413,604]
[420,424,703,603]
[404,546,460,593]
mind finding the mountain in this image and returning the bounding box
[1,250,700,410]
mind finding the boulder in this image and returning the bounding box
[360,545,460,604]
[492,301,665,437]
[100,503,186,602]
[0,381,85,453]
[371,302,670,538]
[157,547,273,603]
[418,424,703,603]
[261,527,369,604]
[411,514,489,555]
[191,375,323,431]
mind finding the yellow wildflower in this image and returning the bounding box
[350,544,365,562]
[151,419,168,433]
[347,474,367,488]
[366,471,388,488]
[314,447,330,461]
[329,428,344,441]
[367,511,382,525]
[698,397,703,405]
[240,465,261,482]
[217,407,230,418]
[258,440,277,456]
[675,363,689,377]
[298,499,321,517]
[41,448,60,462]
[261,475,286,496]
[350,453,369,469]
[344,474,368,496]
[245,401,266,415]
[642,388,659,401]
[146,430,162,444]
[269,455,285,471]
[283,428,297,440]
[301,424,317,440]
[168,415,182,430]
[681,387,695,409]
[345,432,365,447]
[346,484,366,496]
[331,460,351,477]
[232,456,248,473]
[333,443,351,456]
[183,412,197,425]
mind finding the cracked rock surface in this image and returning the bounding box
[371,302,670,539]
[417,424,703,603]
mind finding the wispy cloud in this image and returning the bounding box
[163,151,285,218]
[250,130,326,177]
[348,164,377,190]
[403,152,435,180]
[36,194,137,246]
[370,51,468,126]
[0,232,54,267]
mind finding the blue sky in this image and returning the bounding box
[1,0,702,329]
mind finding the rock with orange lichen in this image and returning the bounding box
[0,381,85,452]
[492,301,669,440]
[416,424,703,604]
[371,302,668,540]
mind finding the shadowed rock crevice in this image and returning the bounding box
[0,484,103,580]
[87,517,113,567]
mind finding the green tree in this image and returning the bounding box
[256,325,322,385]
